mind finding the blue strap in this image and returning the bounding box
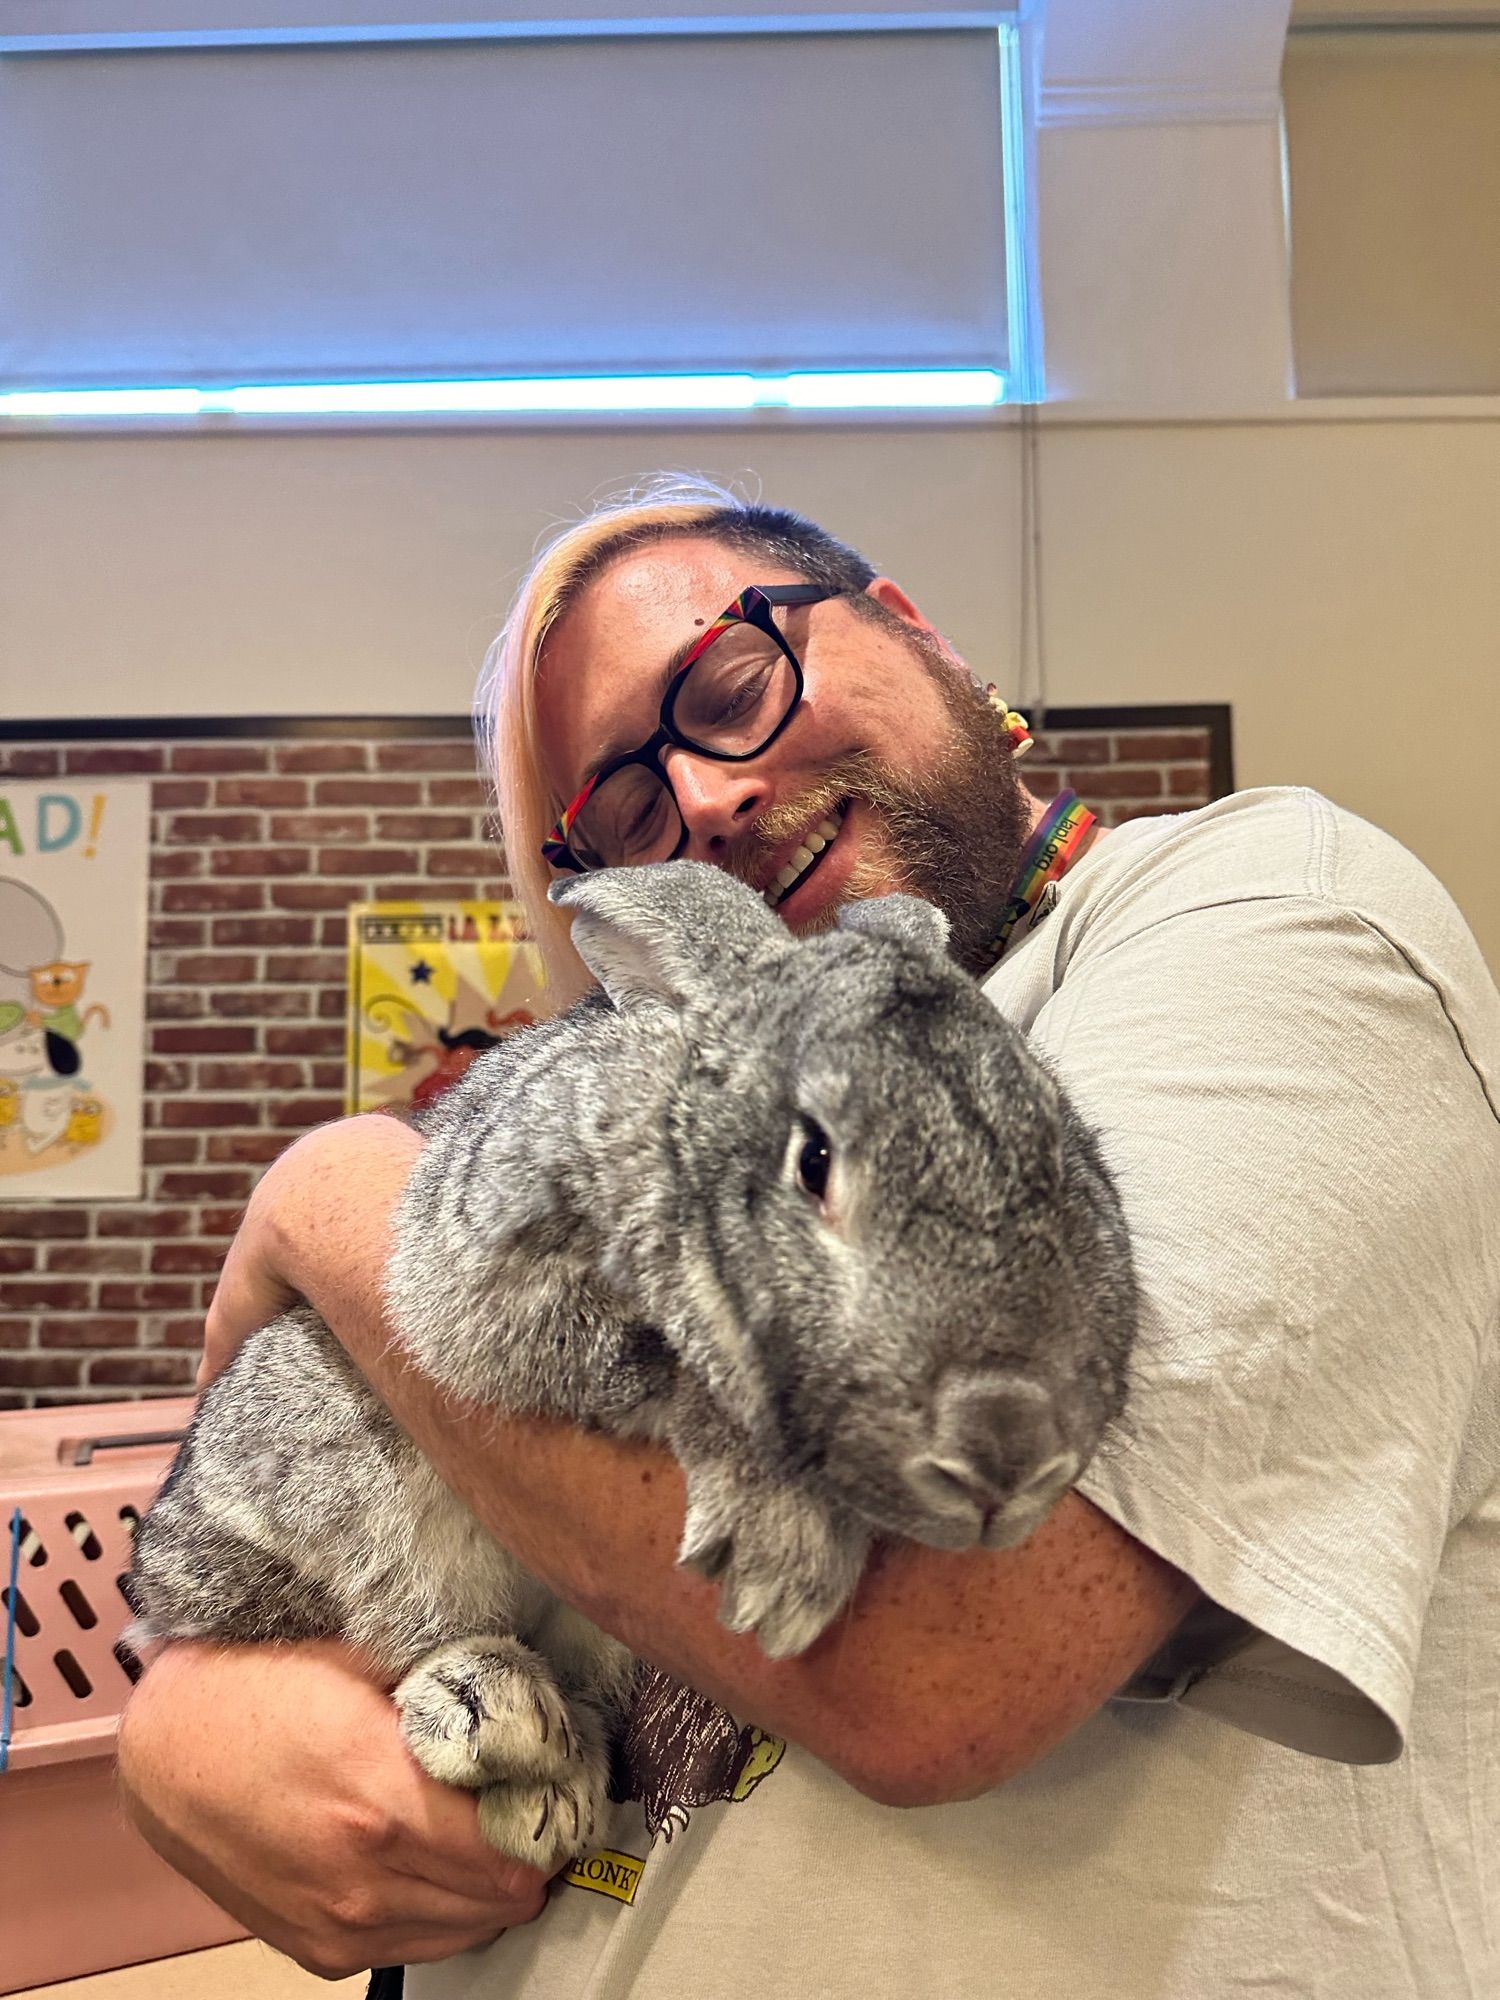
[0,1506,20,1775]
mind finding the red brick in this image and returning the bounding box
[316,989,346,1019]
[268,1096,344,1129]
[1119,732,1208,763]
[265,952,345,985]
[167,953,258,983]
[211,916,316,949]
[428,778,490,808]
[0,747,60,776]
[375,742,478,772]
[151,849,203,879]
[266,1025,345,1057]
[210,847,312,878]
[276,744,369,774]
[169,745,271,774]
[1049,734,1113,765]
[0,1319,31,1347]
[147,991,206,1020]
[149,918,206,950]
[318,916,347,948]
[0,1245,37,1273]
[215,778,308,807]
[96,1208,193,1238]
[196,1059,305,1091]
[152,1024,257,1055]
[1075,768,1164,800]
[166,812,263,843]
[143,1134,200,1165]
[65,745,165,774]
[269,813,369,842]
[199,1206,247,1236]
[376,812,474,841]
[90,1352,196,1387]
[0,1209,89,1240]
[46,1243,145,1273]
[317,847,417,877]
[426,847,500,877]
[1023,769,1062,800]
[0,1393,28,1409]
[5,1280,94,1311]
[312,779,422,807]
[213,989,310,1018]
[310,1062,344,1092]
[144,1060,191,1092]
[271,882,359,911]
[1169,767,1210,798]
[0,1354,84,1387]
[206,1133,295,1164]
[151,779,212,809]
[150,1242,227,1275]
[98,1279,199,1312]
[376,879,477,901]
[160,880,265,913]
[158,1317,208,1348]
[38,1315,140,1348]
[160,1099,263,1129]
[156,1169,254,1200]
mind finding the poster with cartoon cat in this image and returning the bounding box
[0,780,149,1197]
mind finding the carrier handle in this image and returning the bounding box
[64,1430,187,1467]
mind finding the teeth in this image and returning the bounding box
[765,806,844,909]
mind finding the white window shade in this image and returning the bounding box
[0,32,1010,389]
[1284,28,1500,397]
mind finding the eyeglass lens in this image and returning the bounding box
[572,616,798,868]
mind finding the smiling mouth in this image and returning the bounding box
[762,804,846,910]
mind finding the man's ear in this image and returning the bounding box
[864,577,963,664]
[549,860,788,1010]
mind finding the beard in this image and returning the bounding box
[731,647,1036,977]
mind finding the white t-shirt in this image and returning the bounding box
[413,789,1500,2000]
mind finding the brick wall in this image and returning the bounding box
[0,714,1225,1408]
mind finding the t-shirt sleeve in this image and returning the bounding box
[1032,881,1498,1764]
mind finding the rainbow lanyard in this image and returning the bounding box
[989,789,1097,962]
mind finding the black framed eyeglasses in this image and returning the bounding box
[541,583,836,874]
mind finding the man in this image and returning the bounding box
[121,485,1500,1998]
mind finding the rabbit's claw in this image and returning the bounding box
[395,1635,610,1870]
[681,1476,867,1659]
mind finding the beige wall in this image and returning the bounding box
[2,410,1496,965]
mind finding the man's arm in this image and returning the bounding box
[210,1116,1197,1807]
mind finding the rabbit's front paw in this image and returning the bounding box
[680,1479,868,1660]
[395,1636,609,1869]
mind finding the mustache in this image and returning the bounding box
[723,755,914,885]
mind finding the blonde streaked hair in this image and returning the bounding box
[475,476,881,1009]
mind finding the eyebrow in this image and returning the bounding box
[578,624,711,787]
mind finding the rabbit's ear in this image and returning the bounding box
[550,860,787,1009]
[836,894,950,959]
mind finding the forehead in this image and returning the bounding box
[535,536,806,793]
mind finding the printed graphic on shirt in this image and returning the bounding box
[562,1662,785,1904]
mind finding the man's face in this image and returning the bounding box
[535,536,1037,975]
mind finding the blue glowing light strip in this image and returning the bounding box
[0,371,1006,421]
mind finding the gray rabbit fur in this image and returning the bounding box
[130,860,1136,1871]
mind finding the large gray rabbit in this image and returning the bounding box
[130,861,1136,1871]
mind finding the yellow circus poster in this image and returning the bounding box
[0,780,150,1198]
[347,901,547,1115]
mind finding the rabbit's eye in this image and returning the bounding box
[795,1118,833,1202]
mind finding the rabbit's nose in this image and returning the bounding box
[904,1376,1068,1525]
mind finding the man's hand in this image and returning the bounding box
[118,1640,550,1981]
[198,1115,423,1389]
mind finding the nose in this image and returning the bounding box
[903,1376,1078,1527]
[664,746,770,858]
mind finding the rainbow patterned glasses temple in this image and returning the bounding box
[541,583,836,875]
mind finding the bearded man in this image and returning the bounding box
[120,486,1500,2000]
